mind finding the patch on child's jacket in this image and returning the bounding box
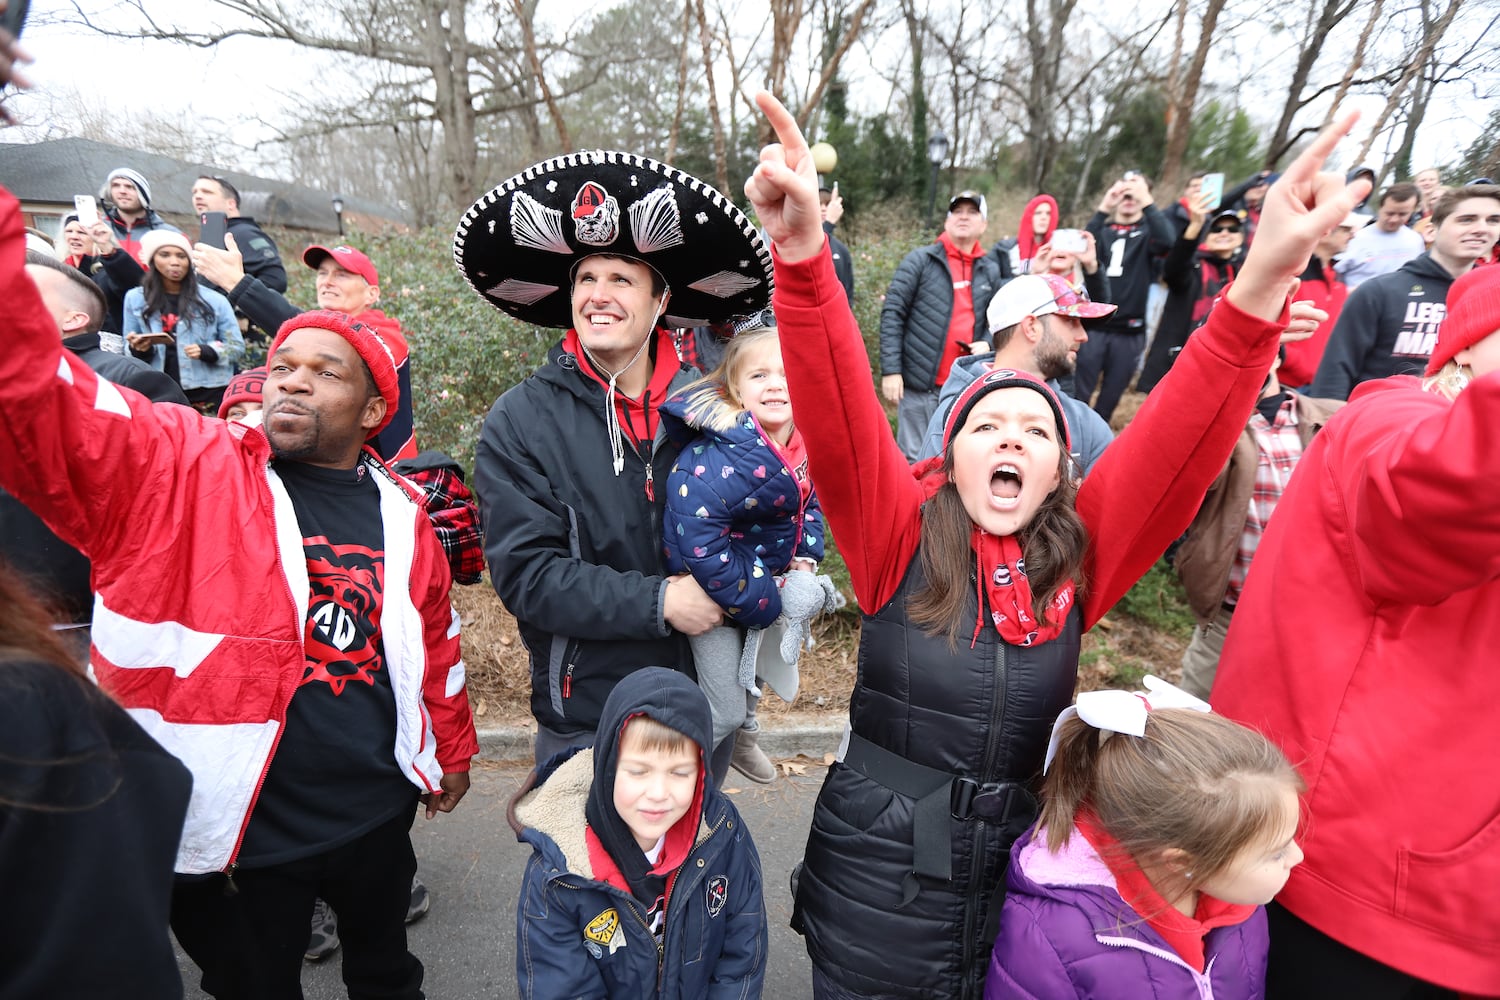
[585,907,625,955]
[706,875,729,917]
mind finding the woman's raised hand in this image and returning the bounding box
[744,91,824,264]
[1229,112,1371,321]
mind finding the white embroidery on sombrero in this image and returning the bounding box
[486,278,559,306]
[696,212,709,224]
[664,314,713,330]
[546,180,558,193]
[629,185,685,254]
[688,270,760,298]
[510,192,570,254]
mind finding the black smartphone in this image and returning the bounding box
[199,211,228,250]
[1,0,30,39]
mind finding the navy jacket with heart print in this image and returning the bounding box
[660,391,825,628]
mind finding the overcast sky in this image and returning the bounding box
[7,0,1491,180]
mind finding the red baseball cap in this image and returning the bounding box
[302,244,379,286]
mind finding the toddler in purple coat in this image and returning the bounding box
[986,678,1304,999]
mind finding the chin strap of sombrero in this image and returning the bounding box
[577,294,669,477]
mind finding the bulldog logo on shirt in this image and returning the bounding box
[300,539,386,695]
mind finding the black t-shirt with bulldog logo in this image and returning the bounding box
[238,458,417,867]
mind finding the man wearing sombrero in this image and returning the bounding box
[457,150,774,766]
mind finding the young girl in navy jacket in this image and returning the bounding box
[660,326,832,781]
[986,678,1304,999]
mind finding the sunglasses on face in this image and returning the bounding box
[1210,226,1241,234]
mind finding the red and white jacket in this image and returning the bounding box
[0,188,478,875]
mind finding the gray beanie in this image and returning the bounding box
[100,167,152,209]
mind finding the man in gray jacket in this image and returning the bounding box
[917,273,1116,474]
[880,192,1000,459]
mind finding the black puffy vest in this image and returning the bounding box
[797,553,1080,999]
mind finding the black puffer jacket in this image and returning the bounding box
[1137,235,1240,393]
[76,250,144,335]
[880,243,1000,390]
[795,558,1080,1000]
[473,339,698,740]
[224,216,287,294]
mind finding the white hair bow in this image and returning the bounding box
[1042,675,1211,774]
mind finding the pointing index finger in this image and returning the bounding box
[755,90,809,159]
[1283,110,1361,184]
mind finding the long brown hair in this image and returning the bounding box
[908,446,1088,647]
[1040,708,1304,896]
[0,561,84,675]
[0,563,116,811]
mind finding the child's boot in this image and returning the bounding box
[730,694,776,783]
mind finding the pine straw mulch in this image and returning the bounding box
[458,388,1188,726]
[455,583,1187,726]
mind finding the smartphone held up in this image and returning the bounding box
[73,195,99,228]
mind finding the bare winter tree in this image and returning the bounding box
[1353,0,1466,169]
[1261,0,1370,167]
[59,0,615,214]
[1157,0,1229,194]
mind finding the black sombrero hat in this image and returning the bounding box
[453,150,773,330]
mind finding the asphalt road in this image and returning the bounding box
[179,757,831,999]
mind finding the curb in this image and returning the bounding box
[476,717,848,764]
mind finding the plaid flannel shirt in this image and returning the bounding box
[1225,394,1305,605]
[399,463,484,585]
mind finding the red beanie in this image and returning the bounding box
[1426,264,1500,375]
[217,366,266,419]
[268,310,400,436]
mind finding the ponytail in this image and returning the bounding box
[1038,713,1106,852]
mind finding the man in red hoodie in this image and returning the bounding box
[1212,264,1500,998]
[1279,211,1361,388]
[879,191,1002,459]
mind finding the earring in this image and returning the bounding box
[1184,872,1193,880]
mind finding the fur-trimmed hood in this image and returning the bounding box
[509,747,718,881]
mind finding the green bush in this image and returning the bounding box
[1112,558,1196,639]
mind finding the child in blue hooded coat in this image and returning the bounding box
[510,667,766,999]
[660,327,831,781]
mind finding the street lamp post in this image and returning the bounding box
[925,130,949,229]
[331,194,345,238]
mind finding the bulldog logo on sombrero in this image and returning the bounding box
[572,181,620,246]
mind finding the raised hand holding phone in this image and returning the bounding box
[198,211,229,250]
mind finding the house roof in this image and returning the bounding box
[0,137,408,231]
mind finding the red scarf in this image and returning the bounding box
[937,233,984,387]
[1076,812,1256,973]
[971,528,1074,648]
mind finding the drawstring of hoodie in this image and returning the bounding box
[972,538,986,649]
[577,296,667,478]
